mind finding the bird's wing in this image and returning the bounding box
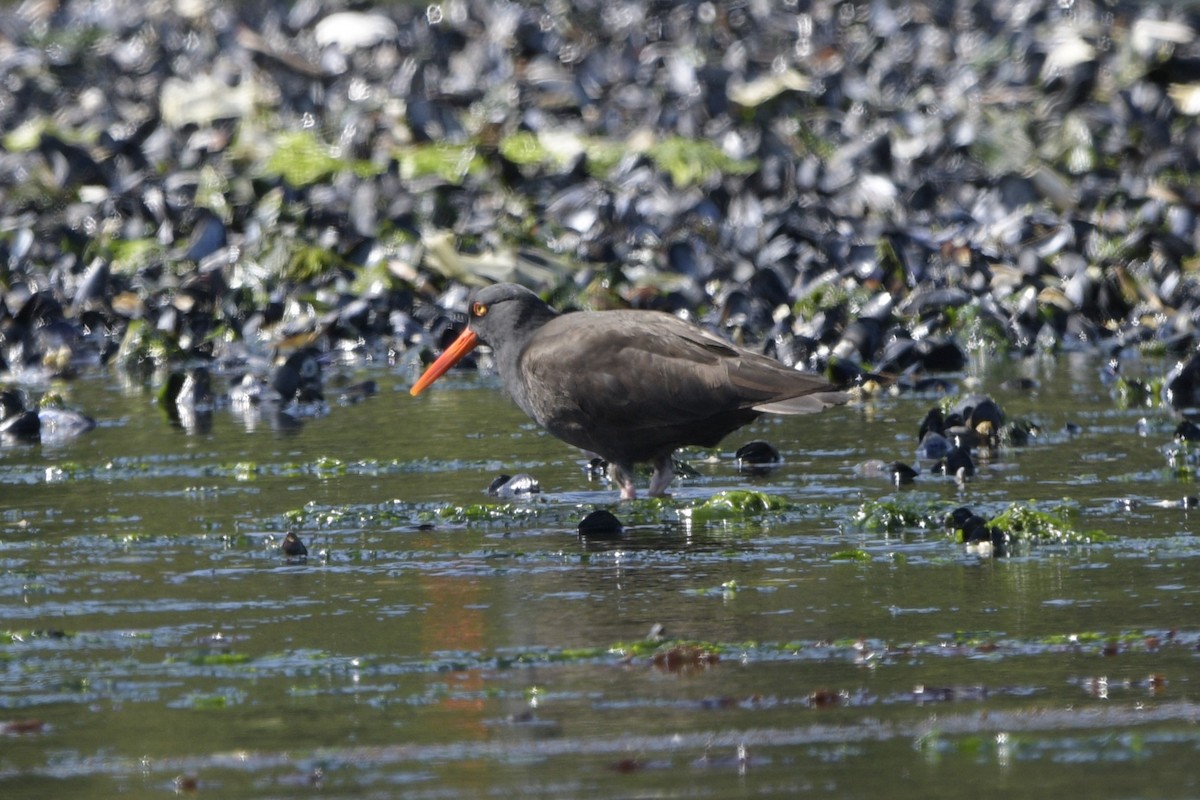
[752,392,849,414]
[520,311,841,433]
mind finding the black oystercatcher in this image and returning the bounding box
[410,284,848,499]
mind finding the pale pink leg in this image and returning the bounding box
[647,455,674,497]
[608,462,638,501]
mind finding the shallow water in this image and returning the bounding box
[3,352,1200,798]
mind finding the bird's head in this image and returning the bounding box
[410,284,557,396]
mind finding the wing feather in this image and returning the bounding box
[519,310,841,450]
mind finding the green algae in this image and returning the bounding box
[263,130,382,187]
[1113,376,1164,410]
[683,490,792,522]
[646,136,758,187]
[988,502,1111,544]
[850,497,1109,547]
[0,630,73,644]
[115,318,185,372]
[284,243,348,283]
[396,142,487,183]
[182,652,252,667]
[496,131,756,186]
[850,497,942,532]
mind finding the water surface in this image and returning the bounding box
[2,352,1199,798]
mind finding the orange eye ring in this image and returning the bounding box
[472,302,488,318]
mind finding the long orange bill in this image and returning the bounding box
[410,329,479,396]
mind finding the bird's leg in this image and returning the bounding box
[608,462,639,501]
[647,454,675,497]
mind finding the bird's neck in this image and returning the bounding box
[492,305,558,415]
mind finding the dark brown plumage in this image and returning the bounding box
[411,284,847,499]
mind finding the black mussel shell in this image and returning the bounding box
[271,349,323,402]
[917,431,952,460]
[487,473,541,498]
[735,440,782,473]
[281,531,308,557]
[891,462,918,485]
[578,509,623,538]
[933,446,975,478]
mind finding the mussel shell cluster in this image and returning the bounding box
[3,0,1200,436]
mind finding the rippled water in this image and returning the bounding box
[3,352,1200,798]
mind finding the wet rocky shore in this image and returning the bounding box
[4,0,1200,413]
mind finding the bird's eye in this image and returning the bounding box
[472,302,488,318]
